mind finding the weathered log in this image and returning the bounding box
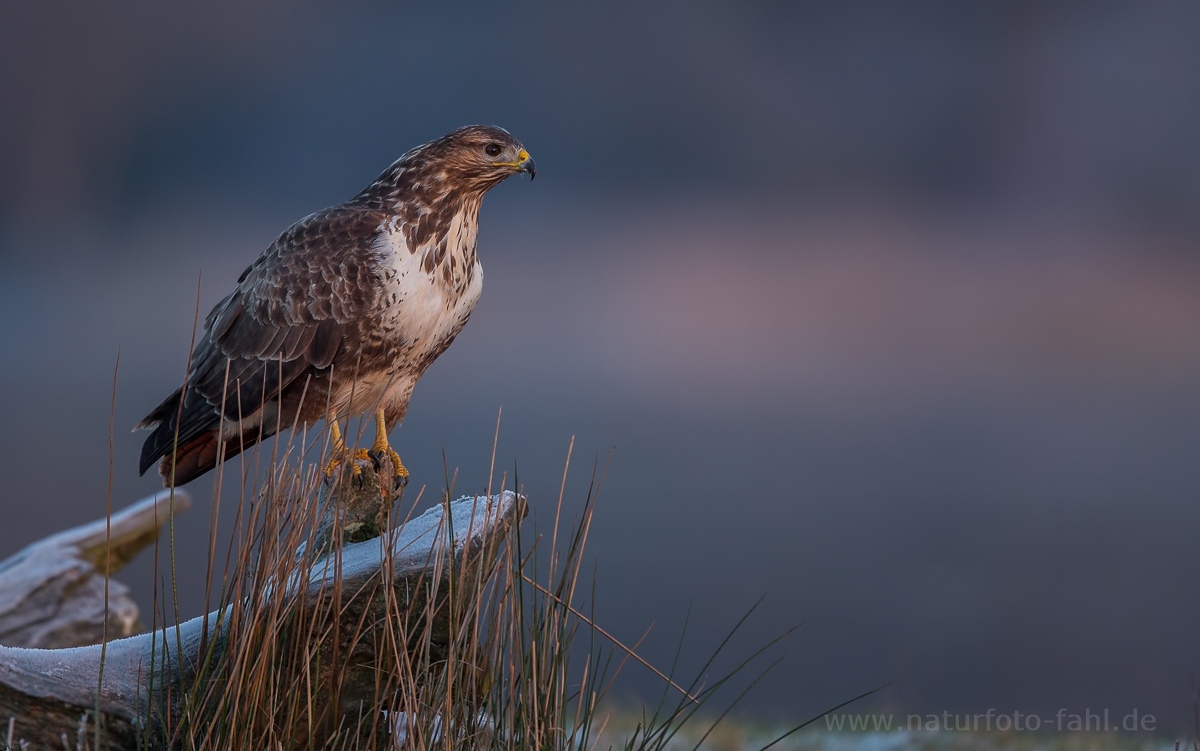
[0,489,192,650]
[0,457,521,748]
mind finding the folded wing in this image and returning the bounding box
[138,206,388,484]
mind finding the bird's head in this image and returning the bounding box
[413,125,535,190]
[357,125,534,211]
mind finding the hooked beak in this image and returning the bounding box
[495,149,536,180]
[519,154,536,180]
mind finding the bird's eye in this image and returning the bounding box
[484,143,502,157]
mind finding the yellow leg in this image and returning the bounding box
[368,408,409,486]
[322,416,354,478]
[322,414,372,479]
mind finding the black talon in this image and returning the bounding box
[367,449,383,473]
[394,474,408,492]
[355,471,365,489]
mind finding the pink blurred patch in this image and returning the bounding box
[566,208,1200,408]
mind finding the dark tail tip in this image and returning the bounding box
[139,428,164,477]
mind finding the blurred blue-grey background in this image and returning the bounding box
[2,0,1199,731]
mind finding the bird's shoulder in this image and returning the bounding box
[227,205,392,328]
[193,204,391,373]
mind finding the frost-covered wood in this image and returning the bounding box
[0,460,521,748]
[0,489,192,650]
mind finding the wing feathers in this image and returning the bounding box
[137,206,387,484]
[281,325,314,360]
[308,318,344,369]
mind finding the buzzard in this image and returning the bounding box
[137,125,535,487]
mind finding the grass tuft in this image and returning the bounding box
[132,418,806,750]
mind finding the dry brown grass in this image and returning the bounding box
[118,413,808,751]
[129,413,613,749]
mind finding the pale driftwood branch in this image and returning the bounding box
[0,455,521,748]
[0,489,192,650]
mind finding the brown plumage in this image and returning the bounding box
[137,125,535,485]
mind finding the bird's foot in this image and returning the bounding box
[322,448,374,485]
[367,447,409,490]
